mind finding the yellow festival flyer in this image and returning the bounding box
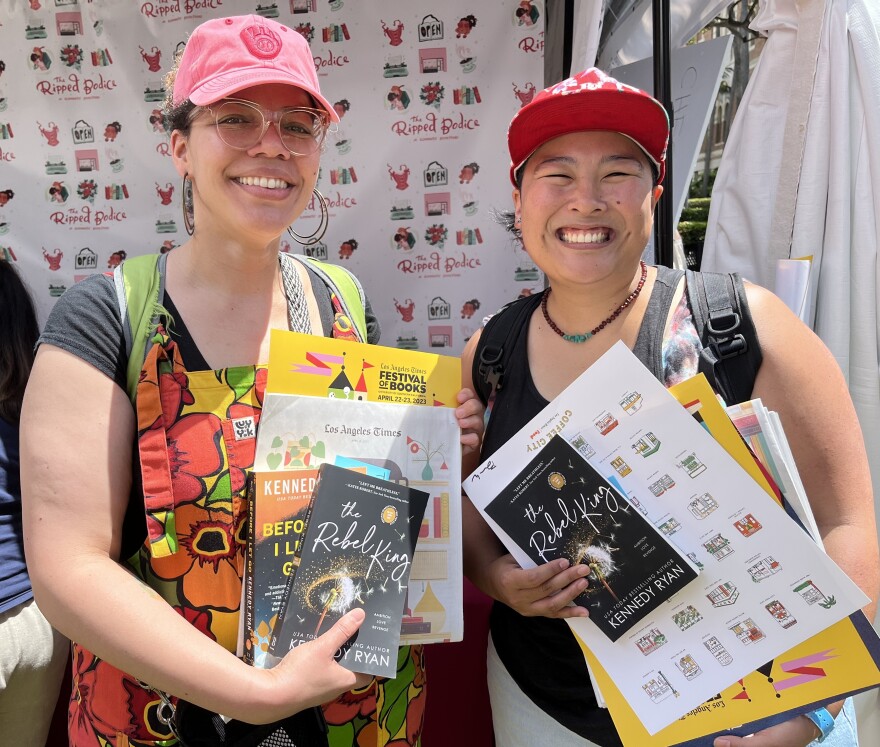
[575,374,880,746]
[266,329,460,407]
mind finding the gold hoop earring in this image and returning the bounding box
[287,188,329,246]
[182,175,194,236]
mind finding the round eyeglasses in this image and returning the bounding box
[201,99,330,156]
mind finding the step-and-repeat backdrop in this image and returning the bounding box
[0,0,545,354]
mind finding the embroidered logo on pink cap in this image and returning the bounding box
[240,23,282,60]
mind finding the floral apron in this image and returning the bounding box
[69,323,425,746]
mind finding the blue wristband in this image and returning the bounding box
[803,708,835,743]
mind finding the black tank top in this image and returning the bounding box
[481,266,687,745]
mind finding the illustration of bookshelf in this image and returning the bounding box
[619,390,643,414]
[730,618,765,645]
[688,492,718,519]
[418,492,450,542]
[632,431,661,457]
[706,582,740,607]
[734,513,762,537]
[678,452,707,478]
[322,24,350,42]
[595,412,618,435]
[610,456,631,477]
[747,556,781,582]
[687,552,704,570]
[452,86,481,104]
[45,160,68,175]
[291,0,317,12]
[703,636,733,665]
[105,184,129,200]
[456,228,483,245]
[649,473,676,496]
[635,628,667,655]
[765,600,797,628]
[672,605,703,630]
[329,167,357,185]
[702,533,734,561]
[676,654,702,680]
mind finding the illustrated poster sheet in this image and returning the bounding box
[579,375,880,745]
[256,393,462,643]
[463,342,869,734]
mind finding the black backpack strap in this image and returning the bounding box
[473,293,542,406]
[685,270,762,405]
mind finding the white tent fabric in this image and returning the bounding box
[597,0,735,69]
[700,2,880,735]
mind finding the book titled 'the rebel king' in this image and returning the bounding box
[484,436,699,642]
[268,464,429,677]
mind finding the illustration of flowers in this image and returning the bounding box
[60,44,84,70]
[424,223,448,248]
[420,82,444,108]
[407,435,448,480]
[77,179,98,203]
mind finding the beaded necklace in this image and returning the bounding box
[540,261,648,343]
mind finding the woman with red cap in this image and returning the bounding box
[461,68,877,747]
[21,14,482,747]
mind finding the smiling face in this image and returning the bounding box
[171,83,322,245]
[513,130,662,289]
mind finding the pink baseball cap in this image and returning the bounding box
[508,67,669,185]
[172,15,339,123]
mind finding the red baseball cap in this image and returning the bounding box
[172,15,339,122]
[508,67,669,185]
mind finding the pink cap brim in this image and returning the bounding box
[187,70,339,123]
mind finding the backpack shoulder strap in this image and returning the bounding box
[472,293,542,406]
[283,253,368,342]
[685,269,762,405]
[112,253,168,402]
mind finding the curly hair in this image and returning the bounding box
[161,48,197,135]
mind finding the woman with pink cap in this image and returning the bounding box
[21,14,482,747]
[461,68,877,747]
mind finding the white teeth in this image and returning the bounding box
[236,176,290,189]
[560,229,609,244]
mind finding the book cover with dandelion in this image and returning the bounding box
[267,463,429,677]
[485,436,699,642]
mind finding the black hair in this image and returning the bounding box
[0,262,40,423]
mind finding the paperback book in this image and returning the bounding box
[485,435,698,641]
[242,469,319,668]
[268,464,430,677]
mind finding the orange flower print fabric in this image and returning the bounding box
[69,332,424,746]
